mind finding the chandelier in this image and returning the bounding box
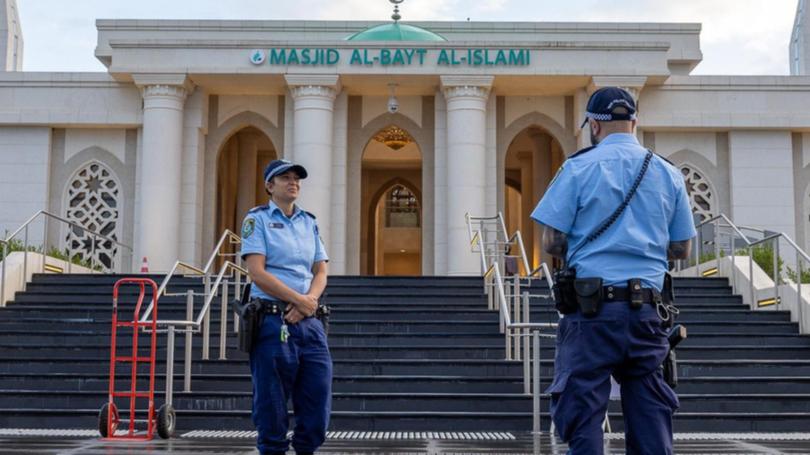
[373,125,415,151]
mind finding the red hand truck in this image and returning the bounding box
[98,278,174,440]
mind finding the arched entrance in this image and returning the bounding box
[360,125,423,275]
[504,126,566,271]
[216,126,278,241]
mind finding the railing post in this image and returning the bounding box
[202,275,211,360]
[219,280,229,360]
[90,236,97,274]
[184,290,193,392]
[774,239,781,311]
[748,246,755,307]
[202,302,211,361]
[42,216,48,275]
[532,330,541,434]
[513,278,521,360]
[730,231,737,295]
[714,218,721,269]
[1,242,7,307]
[523,292,531,395]
[165,325,175,407]
[22,225,28,292]
[797,252,804,334]
[695,226,702,277]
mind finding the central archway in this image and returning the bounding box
[504,126,566,271]
[361,125,423,275]
[215,126,278,250]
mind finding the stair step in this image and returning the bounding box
[2,274,808,433]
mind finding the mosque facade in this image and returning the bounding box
[3,0,810,275]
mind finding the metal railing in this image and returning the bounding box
[466,213,558,434]
[1,210,133,306]
[466,212,548,278]
[135,230,247,406]
[680,213,810,333]
[160,260,248,408]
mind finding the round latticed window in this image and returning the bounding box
[64,161,121,269]
[680,165,715,223]
[385,185,420,228]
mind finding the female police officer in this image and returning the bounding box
[240,159,331,455]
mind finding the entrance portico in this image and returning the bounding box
[0,16,772,274]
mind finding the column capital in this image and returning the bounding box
[588,76,647,99]
[440,75,494,100]
[133,74,194,100]
[288,84,339,101]
[285,74,340,100]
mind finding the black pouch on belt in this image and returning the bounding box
[574,278,603,318]
[628,278,644,310]
[238,300,264,353]
[230,282,264,353]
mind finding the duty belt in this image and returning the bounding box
[254,298,289,314]
[602,286,661,304]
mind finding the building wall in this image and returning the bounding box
[0,126,50,244]
[729,131,796,238]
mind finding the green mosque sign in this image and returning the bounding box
[250,48,532,67]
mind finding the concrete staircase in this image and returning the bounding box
[0,274,808,433]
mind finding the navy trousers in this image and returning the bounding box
[548,302,679,454]
[250,315,333,454]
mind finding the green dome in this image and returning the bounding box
[347,23,446,42]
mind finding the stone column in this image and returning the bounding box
[285,75,340,253]
[133,75,192,272]
[441,75,494,276]
[236,133,259,223]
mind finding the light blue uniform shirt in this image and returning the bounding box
[531,133,696,291]
[240,201,328,301]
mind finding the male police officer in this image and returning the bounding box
[531,87,695,454]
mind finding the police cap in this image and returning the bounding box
[581,87,637,128]
[263,159,308,183]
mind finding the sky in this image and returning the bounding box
[15,0,802,75]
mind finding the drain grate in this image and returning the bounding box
[604,432,810,442]
[180,430,516,440]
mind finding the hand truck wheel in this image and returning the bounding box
[98,402,120,437]
[157,403,176,439]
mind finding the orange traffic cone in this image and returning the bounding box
[140,257,149,273]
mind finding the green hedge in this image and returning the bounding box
[0,238,100,270]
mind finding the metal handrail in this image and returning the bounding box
[484,258,556,434]
[467,212,537,277]
[161,260,248,408]
[1,210,133,305]
[139,230,242,323]
[688,213,810,333]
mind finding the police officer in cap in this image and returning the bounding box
[240,159,331,455]
[531,87,696,454]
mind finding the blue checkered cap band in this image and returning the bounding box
[581,87,638,127]
[584,111,637,122]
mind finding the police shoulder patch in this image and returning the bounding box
[247,205,270,214]
[242,217,256,238]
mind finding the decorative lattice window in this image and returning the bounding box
[385,185,420,228]
[64,162,121,269]
[680,165,715,223]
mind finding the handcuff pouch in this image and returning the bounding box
[574,277,603,318]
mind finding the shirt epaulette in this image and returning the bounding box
[248,205,270,214]
[569,145,596,159]
[655,153,675,166]
[303,210,317,219]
